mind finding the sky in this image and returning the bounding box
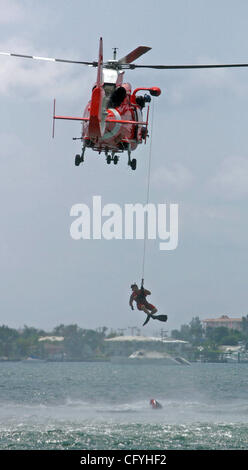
[0,0,248,335]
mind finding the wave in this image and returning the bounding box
[1,397,248,425]
[0,420,248,450]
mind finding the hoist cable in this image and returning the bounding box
[141,99,155,285]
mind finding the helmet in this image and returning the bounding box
[122,82,132,95]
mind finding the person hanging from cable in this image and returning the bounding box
[129,279,167,326]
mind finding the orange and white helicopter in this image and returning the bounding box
[1,37,248,170]
[52,38,161,170]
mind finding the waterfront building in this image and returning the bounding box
[202,315,242,331]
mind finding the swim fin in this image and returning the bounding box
[151,314,168,322]
[143,315,151,326]
[142,314,168,326]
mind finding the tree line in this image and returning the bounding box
[1,317,248,362]
[0,324,117,361]
[171,315,248,361]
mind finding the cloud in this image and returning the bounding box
[151,162,194,191]
[0,38,95,102]
[0,0,24,24]
[165,57,248,107]
[209,155,248,200]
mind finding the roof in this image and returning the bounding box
[38,336,64,342]
[203,315,242,323]
[219,345,242,353]
[104,335,188,344]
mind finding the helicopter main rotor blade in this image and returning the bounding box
[2,49,248,71]
[118,46,151,65]
[0,51,97,66]
[130,62,248,70]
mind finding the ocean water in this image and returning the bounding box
[0,361,248,450]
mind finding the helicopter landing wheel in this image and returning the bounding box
[106,155,112,164]
[75,154,82,166]
[113,155,119,165]
[131,158,137,170]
